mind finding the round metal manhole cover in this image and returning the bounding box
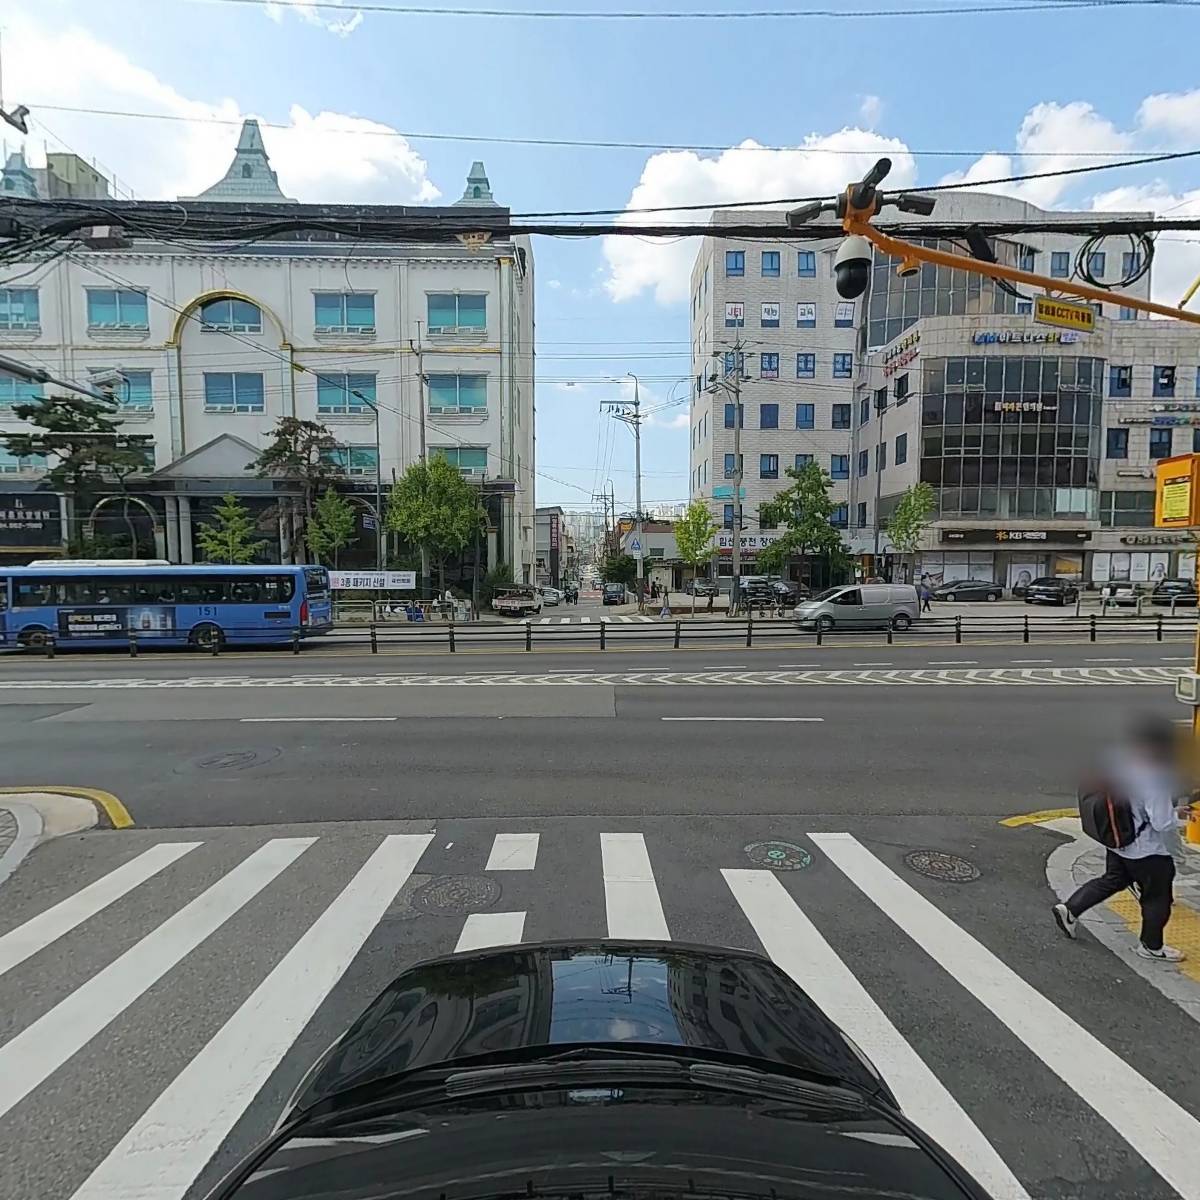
[744,841,813,871]
[409,875,501,915]
[904,850,981,883]
[182,747,282,773]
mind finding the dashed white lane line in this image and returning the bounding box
[547,669,595,674]
[1161,656,1191,661]
[1085,657,1132,663]
[854,662,892,667]
[240,717,398,723]
[661,716,824,723]
[927,660,978,665]
[1010,659,1052,664]
[704,664,748,669]
[775,663,819,668]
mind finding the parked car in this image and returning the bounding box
[794,583,920,631]
[491,585,542,618]
[929,578,1003,602]
[602,582,627,606]
[1151,577,1198,606]
[685,578,718,597]
[1024,576,1080,606]
[743,578,807,606]
[1101,581,1140,607]
[539,586,563,606]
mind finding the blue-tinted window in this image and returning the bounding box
[760,453,779,479]
[0,448,47,474]
[895,432,907,465]
[760,352,779,378]
[1150,427,1173,459]
[1110,366,1132,397]
[860,396,870,425]
[1194,428,1200,454]
[1154,366,1177,398]
[723,351,746,377]
[725,303,745,328]
[830,454,849,480]
[723,503,735,528]
[833,352,852,378]
[760,303,780,329]
[794,453,813,471]
[795,403,814,429]
[761,251,780,277]
[0,369,42,408]
[797,250,816,277]
[427,373,487,412]
[796,353,815,378]
[724,453,740,478]
[1016,301,1033,315]
[759,403,779,429]
[832,403,851,429]
[200,297,262,332]
[427,293,485,332]
[834,302,854,328]
[117,369,153,410]
[432,446,487,475]
[1050,252,1070,278]
[317,371,377,415]
[1087,252,1106,278]
[1122,251,1143,278]
[204,372,264,413]
[857,501,868,528]
[878,441,887,471]
[1119,306,1136,321]
[87,288,148,329]
[1018,248,1036,271]
[314,292,375,331]
[725,250,744,277]
[797,303,816,328]
[858,449,869,477]
[830,504,848,528]
[1106,428,1128,459]
[322,445,380,476]
[724,403,744,428]
[0,288,39,329]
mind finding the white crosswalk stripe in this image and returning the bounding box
[0,827,1196,1200]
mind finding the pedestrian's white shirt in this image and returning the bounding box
[1113,760,1179,859]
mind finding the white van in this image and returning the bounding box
[793,583,920,631]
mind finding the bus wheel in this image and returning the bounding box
[18,627,50,651]
[188,622,225,652]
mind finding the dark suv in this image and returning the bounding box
[602,582,627,606]
[1024,576,1080,606]
[1151,578,1198,606]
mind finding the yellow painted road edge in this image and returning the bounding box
[0,786,133,829]
[999,809,1078,827]
[1105,888,1200,984]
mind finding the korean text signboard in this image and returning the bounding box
[1034,297,1095,334]
[1155,454,1200,528]
[329,571,417,590]
[0,494,62,550]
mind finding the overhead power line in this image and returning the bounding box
[22,102,1156,160]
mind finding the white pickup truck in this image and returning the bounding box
[491,585,543,618]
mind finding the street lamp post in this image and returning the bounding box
[350,389,384,571]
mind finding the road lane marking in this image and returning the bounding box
[1085,657,1132,663]
[1161,656,1190,661]
[547,668,595,674]
[926,660,978,665]
[853,662,892,666]
[239,716,398,723]
[0,837,314,1122]
[660,716,824,723]
[810,832,1200,1200]
[68,833,433,1200]
[579,617,592,623]
[724,869,1030,1200]
[455,911,526,952]
[1010,659,1052,664]
[485,832,539,871]
[704,664,747,669]
[601,833,669,939]
[0,843,200,978]
[775,663,819,668]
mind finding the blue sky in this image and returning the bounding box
[6,0,1200,511]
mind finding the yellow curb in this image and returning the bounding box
[1104,889,1200,984]
[0,786,133,829]
[999,808,1078,827]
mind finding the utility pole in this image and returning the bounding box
[602,378,646,613]
[873,393,886,567]
[708,340,745,616]
[409,321,428,596]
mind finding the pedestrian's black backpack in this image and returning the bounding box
[1078,780,1147,849]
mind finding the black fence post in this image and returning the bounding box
[292,628,301,655]
[746,614,753,648]
[955,616,962,645]
[525,621,532,652]
[1156,613,1163,642]
[129,631,138,658]
[210,633,220,656]
[1089,613,1096,643]
[46,635,55,660]
[1023,614,1030,644]
[887,623,893,645]
[600,619,606,651]
[449,621,456,653]
[369,622,378,654]
[816,623,823,647]
[674,620,681,649]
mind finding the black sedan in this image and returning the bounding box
[204,941,996,1200]
[930,578,1003,602]
[685,578,718,597]
[1151,577,1198,606]
[1024,576,1080,606]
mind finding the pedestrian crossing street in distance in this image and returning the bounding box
[3,827,1200,1200]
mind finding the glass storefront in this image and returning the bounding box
[866,239,1022,349]
[918,355,1102,520]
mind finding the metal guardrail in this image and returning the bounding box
[11,611,1198,658]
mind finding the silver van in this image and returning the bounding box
[793,583,920,631]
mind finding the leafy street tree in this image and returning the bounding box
[673,499,720,615]
[306,488,358,568]
[885,482,937,581]
[756,462,845,579]
[195,493,262,564]
[385,454,486,594]
[252,417,340,560]
[2,392,153,552]
[601,553,638,587]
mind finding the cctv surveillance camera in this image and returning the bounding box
[834,235,873,300]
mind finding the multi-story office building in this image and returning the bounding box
[0,124,536,580]
[688,192,1197,587]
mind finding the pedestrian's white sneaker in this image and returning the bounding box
[1135,943,1186,962]
[1052,903,1078,939]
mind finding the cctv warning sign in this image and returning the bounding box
[1034,297,1095,334]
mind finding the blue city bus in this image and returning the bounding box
[0,564,333,651]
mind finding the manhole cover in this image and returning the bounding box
[410,875,501,915]
[904,850,981,883]
[183,747,282,773]
[744,840,813,871]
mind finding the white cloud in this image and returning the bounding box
[264,0,364,37]
[602,130,916,305]
[1137,89,1200,142]
[858,95,884,129]
[545,279,562,290]
[5,17,436,204]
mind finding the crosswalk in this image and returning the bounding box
[1,826,1199,1200]
[536,613,657,623]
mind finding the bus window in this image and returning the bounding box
[0,578,8,612]
[229,579,262,604]
[129,576,171,604]
[14,579,56,607]
[303,567,329,599]
[261,575,295,603]
[177,577,227,604]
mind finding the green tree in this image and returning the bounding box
[3,392,153,552]
[480,562,515,609]
[385,454,486,593]
[252,417,340,561]
[195,493,262,564]
[673,500,720,615]
[756,462,845,579]
[885,483,937,581]
[306,487,358,568]
[601,553,638,587]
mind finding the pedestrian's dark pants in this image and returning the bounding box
[1066,851,1175,950]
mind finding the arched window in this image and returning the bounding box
[199,297,263,333]
[242,163,253,178]
[472,186,481,198]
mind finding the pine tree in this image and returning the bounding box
[306,488,358,568]
[195,493,262,564]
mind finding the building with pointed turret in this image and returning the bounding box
[0,121,536,583]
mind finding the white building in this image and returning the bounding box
[687,191,1197,588]
[0,123,536,581]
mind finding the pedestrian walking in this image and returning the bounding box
[1053,717,1190,961]
[918,577,933,613]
